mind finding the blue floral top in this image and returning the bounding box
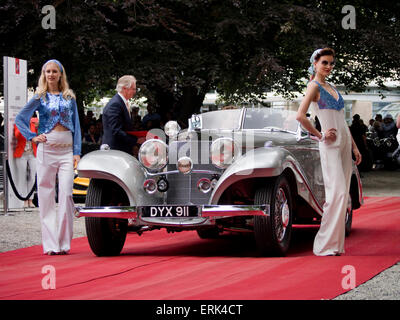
[314,80,344,111]
[15,93,81,155]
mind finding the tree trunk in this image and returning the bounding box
[175,86,207,127]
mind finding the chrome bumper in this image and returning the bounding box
[75,205,269,225]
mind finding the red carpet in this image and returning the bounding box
[0,197,399,300]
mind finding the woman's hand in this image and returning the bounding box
[353,147,362,166]
[73,155,80,169]
[32,134,47,144]
[324,128,337,142]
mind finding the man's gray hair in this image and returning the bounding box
[116,75,136,92]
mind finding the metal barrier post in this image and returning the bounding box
[0,151,7,214]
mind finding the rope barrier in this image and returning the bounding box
[5,159,37,201]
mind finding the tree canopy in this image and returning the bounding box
[1,0,399,122]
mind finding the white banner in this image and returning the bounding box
[3,56,29,210]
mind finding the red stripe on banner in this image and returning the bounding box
[15,58,20,74]
[0,197,399,300]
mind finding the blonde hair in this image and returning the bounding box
[116,75,136,92]
[35,61,76,100]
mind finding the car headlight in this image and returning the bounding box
[139,139,168,171]
[210,137,239,169]
[164,121,181,137]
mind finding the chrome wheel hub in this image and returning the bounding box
[275,188,290,242]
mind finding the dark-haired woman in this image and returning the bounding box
[296,48,361,256]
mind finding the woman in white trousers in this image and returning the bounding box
[296,48,362,256]
[15,59,81,255]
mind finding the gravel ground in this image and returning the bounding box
[0,169,399,300]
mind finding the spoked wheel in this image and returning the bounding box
[85,179,128,256]
[345,192,353,237]
[254,175,293,256]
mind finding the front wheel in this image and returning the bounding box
[254,176,293,256]
[85,179,128,256]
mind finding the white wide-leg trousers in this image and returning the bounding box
[36,131,75,254]
[313,137,352,256]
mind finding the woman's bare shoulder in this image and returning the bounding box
[307,80,319,89]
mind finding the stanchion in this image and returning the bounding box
[0,151,37,215]
[0,151,7,214]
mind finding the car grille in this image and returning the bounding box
[165,140,220,205]
[166,164,217,205]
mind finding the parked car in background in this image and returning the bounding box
[76,107,363,257]
[72,173,89,203]
[31,172,89,207]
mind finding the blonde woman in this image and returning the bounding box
[296,48,361,256]
[15,59,81,255]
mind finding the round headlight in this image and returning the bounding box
[210,137,239,169]
[164,121,181,137]
[177,156,193,174]
[139,139,168,171]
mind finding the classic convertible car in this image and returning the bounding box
[75,107,363,257]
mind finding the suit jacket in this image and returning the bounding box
[13,119,38,158]
[102,94,137,154]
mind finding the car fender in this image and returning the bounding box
[209,146,323,214]
[77,150,159,206]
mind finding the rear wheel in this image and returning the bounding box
[254,176,293,256]
[85,179,128,256]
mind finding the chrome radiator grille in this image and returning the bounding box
[166,164,217,205]
[166,140,220,205]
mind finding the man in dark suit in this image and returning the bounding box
[102,75,138,154]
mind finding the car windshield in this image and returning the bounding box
[191,107,298,132]
[193,109,242,130]
[244,108,298,132]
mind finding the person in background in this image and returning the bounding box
[13,115,38,208]
[142,105,161,130]
[102,75,137,154]
[397,114,400,129]
[349,114,368,171]
[83,123,101,145]
[381,114,398,138]
[374,114,383,138]
[15,59,81,256]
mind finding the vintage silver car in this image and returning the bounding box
[76,107,363,257]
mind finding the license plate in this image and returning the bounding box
[141,206,198,218]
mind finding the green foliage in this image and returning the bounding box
[0,0,399,121]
